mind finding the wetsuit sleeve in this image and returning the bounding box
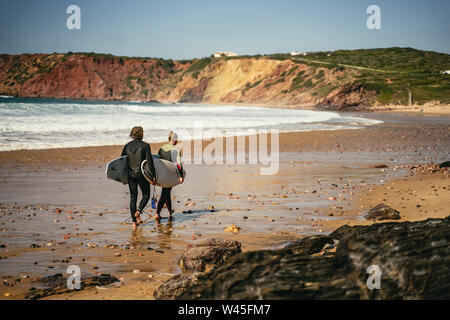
[121,144,126,157]
[146,143,157,179]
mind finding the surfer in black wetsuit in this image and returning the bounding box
[121,126,156,229]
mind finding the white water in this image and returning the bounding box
[0,98,382,151]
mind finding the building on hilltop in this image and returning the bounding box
[290,51,307,56]
[213,51,238,58]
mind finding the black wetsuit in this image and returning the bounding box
[121,139,156,222]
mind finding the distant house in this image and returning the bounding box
[290,51,307,56]
[443,70,450,75]
[213,51,238,58]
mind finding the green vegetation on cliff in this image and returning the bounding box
[268,47,450,104]
[186,58,211,74]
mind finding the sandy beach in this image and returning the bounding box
[368,102,450,115]
[0,111,449,300]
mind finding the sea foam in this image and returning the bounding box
[0,98,381,151]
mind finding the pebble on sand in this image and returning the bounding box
[224,225,241,234]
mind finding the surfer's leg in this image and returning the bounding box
[128,176,138,223]
[165,187,173,214]
[156,195,164,216]
[137,175,150,212]
[156,187,169,217]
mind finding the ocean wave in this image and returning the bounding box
[0,99,382,150]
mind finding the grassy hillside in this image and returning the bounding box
[264,47,450,105]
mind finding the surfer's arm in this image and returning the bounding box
[121,145,126,157]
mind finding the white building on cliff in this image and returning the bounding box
[213,51,238,58]
[290,51,307,56]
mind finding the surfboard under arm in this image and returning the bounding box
[141,157,185,188]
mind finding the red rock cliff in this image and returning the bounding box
[0,53,376,109]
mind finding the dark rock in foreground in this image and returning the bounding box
[25,273,119,300]
[178,238,242,272]
[153,238,241,300]
[154,272,202,300]
[282,235,334,255]
[163,216,449,300]
[363,203,401,221]
[439,161,450,168]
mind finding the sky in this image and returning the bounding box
[0,0,449,59]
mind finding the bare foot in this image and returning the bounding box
[134,210,143,224]
[154,214,161,220]
[132,222,138,230]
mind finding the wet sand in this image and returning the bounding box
[0,112,449,299]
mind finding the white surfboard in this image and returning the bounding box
[141,155,185,188]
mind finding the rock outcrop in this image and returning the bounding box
[362,203,401,221]
[157,216,450,300]
[154,238,242,300]
[178,238,242,272]
[153,272,202,300]
[282,235,334,255]
[439,161,450,168]
[321,82,376,110]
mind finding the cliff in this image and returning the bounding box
[1,48,449,109]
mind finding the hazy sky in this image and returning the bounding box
[1,0,449,59]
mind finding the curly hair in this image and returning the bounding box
[130,126,144,140]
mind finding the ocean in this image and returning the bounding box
[0,97,382,151]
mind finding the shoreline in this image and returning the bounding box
[1,109,449,157]
[2,95,450,116]
[1,99,449,154]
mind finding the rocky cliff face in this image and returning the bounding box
[0,53,189,101]
[0,53,377,109]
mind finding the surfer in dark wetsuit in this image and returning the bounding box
[121,126,156,229]
[155,131,184,220]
